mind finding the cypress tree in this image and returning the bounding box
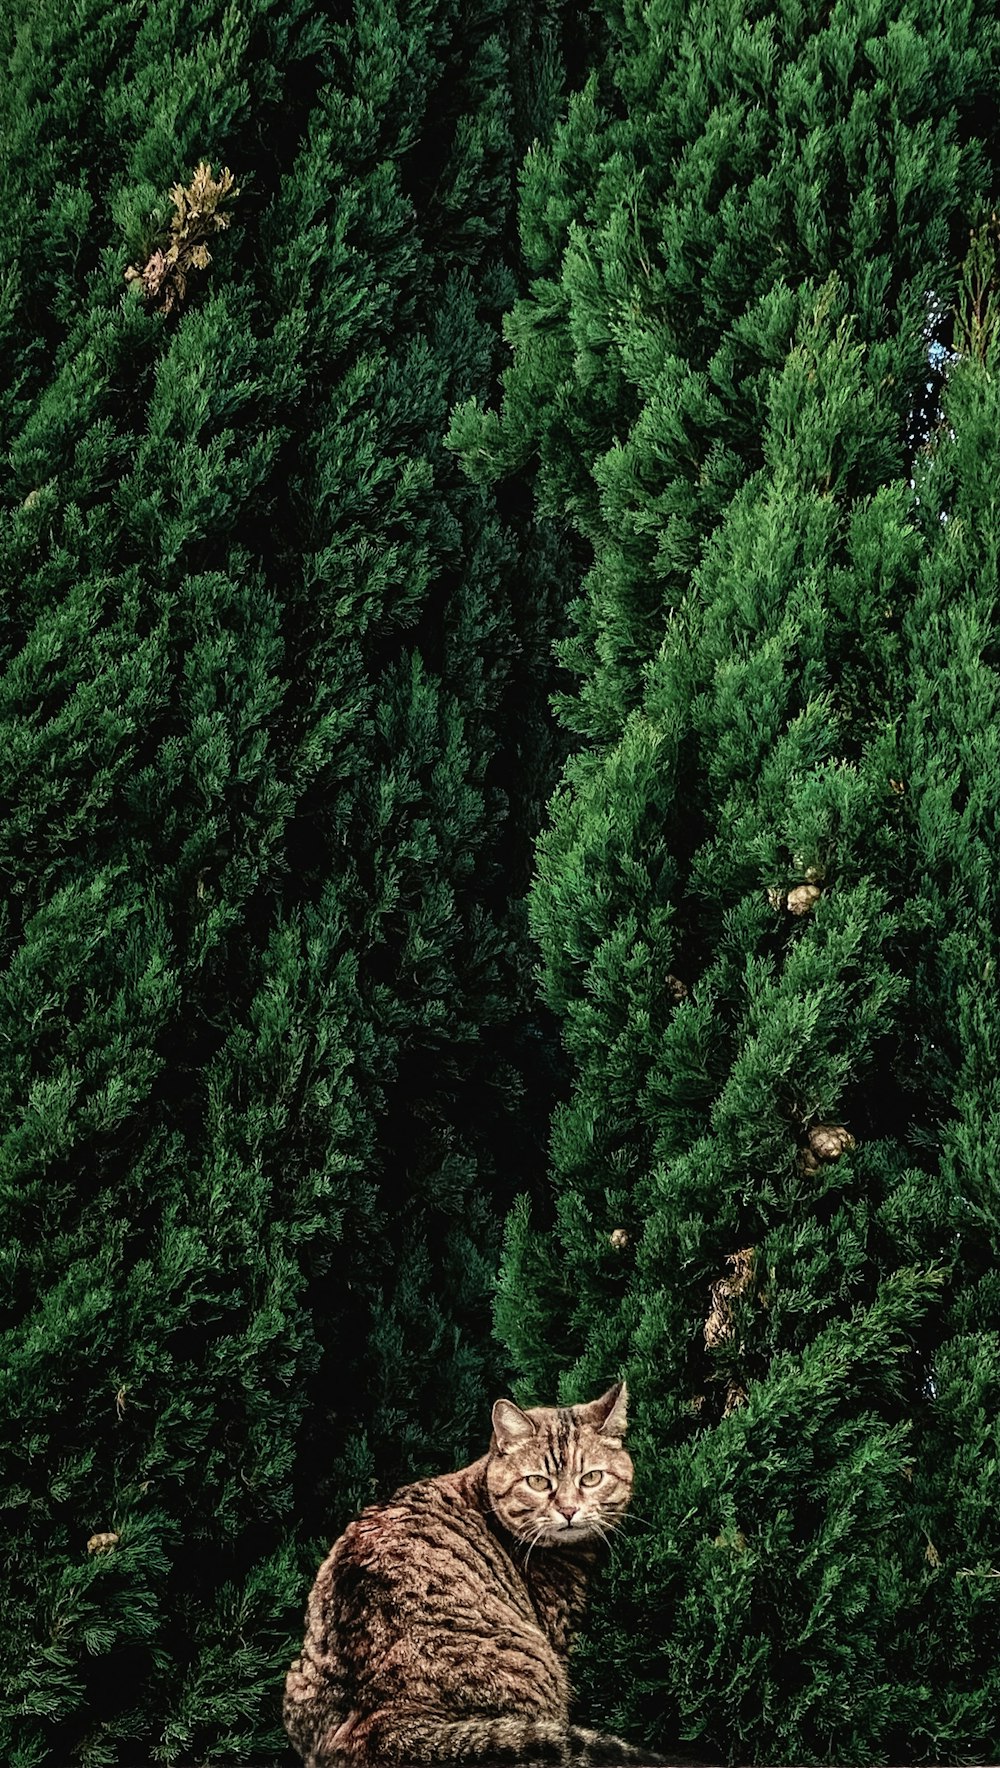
[883,215,1000,1759]
[451,3,1000,1761]
[0,1,564,1761]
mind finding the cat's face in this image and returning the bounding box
[485,1382,633,1548]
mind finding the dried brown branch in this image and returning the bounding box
[125,160,239,313]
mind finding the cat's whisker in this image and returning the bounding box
[607,1513,653,1569]
[522,1517,546,1572]
[613,1510,657,1534]
[589,1515,620,1568]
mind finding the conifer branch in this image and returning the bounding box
[954,211,1000,364]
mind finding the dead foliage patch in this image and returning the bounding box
[704,1247,756,1349]
[703,1248,758,1416]
[125,161,239,313]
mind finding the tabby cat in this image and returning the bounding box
[284,1382,665,1766]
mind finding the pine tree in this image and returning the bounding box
[0,0,564,1761]
[451,2,1000,1760]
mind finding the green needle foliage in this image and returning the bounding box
[0,0,565,1762]
[885,217,1000,1757]
[451,2,1000,1762]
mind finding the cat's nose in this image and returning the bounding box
[556,1504,578,1522]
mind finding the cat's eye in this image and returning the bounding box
[578,1470,603,1488]
[524,1474,551,1491]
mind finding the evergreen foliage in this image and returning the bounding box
[0,0,565,1761]
[453,2,1000,1761]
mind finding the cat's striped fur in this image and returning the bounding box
[284,1384,665,1765]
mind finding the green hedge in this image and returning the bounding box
[452,1,1000,1759]
[0,0,564,1760]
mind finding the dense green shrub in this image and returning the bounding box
[0,1,565,1761]
[452,2,1000,1760]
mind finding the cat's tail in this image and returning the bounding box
[318,1710,669,1766]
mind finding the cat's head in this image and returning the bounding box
[485,1382,633,1548]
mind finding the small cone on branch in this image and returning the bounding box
[767,881,823,914]
[609,1228,630,1250]
[87,1531,120,1555]
[665,973,688,1004]
[809,1124,855,1159]
[790,853,825,881]
[787,883,823,915]
[798,1123,856,1174]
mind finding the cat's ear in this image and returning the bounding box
[492,1398,537,1452]
[580,1381,628,1439]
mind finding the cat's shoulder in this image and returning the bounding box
[337,1458,494,1560]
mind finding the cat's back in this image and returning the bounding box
[285,1458,568,1761]
[321,1461,536,1636]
